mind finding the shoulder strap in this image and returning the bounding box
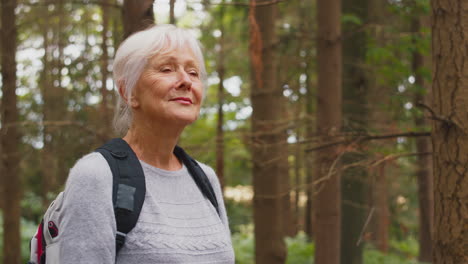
[174,146,220,215]
[95,138,146,254]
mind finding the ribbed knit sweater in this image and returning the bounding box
[58,152,235,263]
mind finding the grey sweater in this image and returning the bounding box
[58,152,235,263]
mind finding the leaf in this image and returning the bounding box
[342,14,363,25]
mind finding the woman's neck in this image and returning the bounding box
[123,121,184,171]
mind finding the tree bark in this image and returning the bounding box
[411,13,434,263]
[431,0,468,263]
[374,163,389,252]
[314,0,342,263]
[249,0,290,263]
[301,0,316,240]
[40,5,57,205]
[40,0,68,203]
[122,0,155,38]
[1,0,22,263]
[367,0,391,254]
[100,0,113,137]
[341,0,369,263]
[216,1,225,190]
[169,0,176,24]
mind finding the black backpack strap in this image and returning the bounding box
[95,138,146,254]
[174,146,220,215]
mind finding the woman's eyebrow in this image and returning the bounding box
[152,55,199,68]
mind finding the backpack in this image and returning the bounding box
[28,138,219,264]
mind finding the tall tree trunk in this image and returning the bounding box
[302,0,316,241]
[41,0,68,202]
[216,2,225,190]
[122,0,155,38]
[40,5,56,205]
[367,0,392,253]
[101,0,113,137]
[431,0,468,263]
[169,0,176,24]
[340,0,369,263]
[411,14,434,264]
[314,0,342,263]
[1,0,22,263]
[249,1,289,263]
[374,163,389,252]
[293,117,303,235]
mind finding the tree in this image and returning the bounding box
[314,0,342,263]
[249,0,290,263]
[411,10,433,263]
[431,0,468,263]
[341,0,369,263]
[367,0,391,253]
[122,0,155,37]
[100,0,113,136]
[216,0,226,190]
[169,0,176,24]
[1,0,22,262]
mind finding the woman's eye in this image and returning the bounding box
[160,67,172,73]
[189,70,199,77]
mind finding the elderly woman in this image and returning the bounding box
[57,24,235,263]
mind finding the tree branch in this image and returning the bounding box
[305,131,430,153]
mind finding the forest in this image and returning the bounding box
[0,0,466,263]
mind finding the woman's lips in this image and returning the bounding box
[170,97,193,105]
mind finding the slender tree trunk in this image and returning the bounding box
[41,0,68,202]
[40,6,56,206]
[302,0,316,241]
[216,1,225,190]
[249,0,289,263]
[367,0,392,253]
[293,122,302,235]
[411,14,434,264]
[1,0,22,263]
[374,163,389,252]
[169,0,176,24]
[340,1,369,263]
[314,0,342,263]
[101,0,113,136]
[431,0,468,263]
[122,0,155,38]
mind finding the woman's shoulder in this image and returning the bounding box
[65,152,112,188]
[195,161,221,188]
[196,161,216,178]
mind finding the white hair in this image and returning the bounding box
[112,24,207,136]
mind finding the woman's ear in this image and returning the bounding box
[118,81,139,108]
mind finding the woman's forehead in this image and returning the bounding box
[149,48,199,66]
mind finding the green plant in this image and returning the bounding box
[231,224,254,264]
[285,232,314,264]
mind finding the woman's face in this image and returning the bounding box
[130,47,204,127]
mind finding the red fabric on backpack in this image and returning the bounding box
[36,220,45,264]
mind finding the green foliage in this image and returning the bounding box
[232,225,255,264]
[225,199,252,234]
[285,232,314,264]
[389,236,419,257]
[0,212,39,264]
[342,14,363,25]
[364,238,423,264]
[231,224,423,264]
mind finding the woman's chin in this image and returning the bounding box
[170,114,199,126]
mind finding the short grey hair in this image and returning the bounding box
[112,24,207,136]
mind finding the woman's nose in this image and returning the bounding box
[176,70,192,90]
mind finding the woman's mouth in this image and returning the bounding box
[170,97,193,105]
